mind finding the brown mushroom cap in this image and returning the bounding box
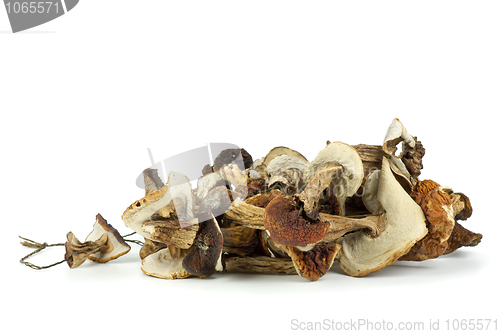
[182,217,224,278]
[263,195,329,249]
[86,214,131,263]
[287,244,341,281]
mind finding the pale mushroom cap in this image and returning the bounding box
[263,146,308,167]
[339,157,427,277]
[141,248,191,279]
[122,171,193,239]
[303,141,364,199]
[266,155,308,176]
[85,214,131,263]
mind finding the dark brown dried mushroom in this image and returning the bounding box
[182,216,224,278]
[213,148,253,172]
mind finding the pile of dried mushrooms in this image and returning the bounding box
[21,118,482,281]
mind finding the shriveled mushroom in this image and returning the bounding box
[182,216,224,278]
[339,157,428,277]
[399,180,455,261]
[85,214,131,263]
[302,141,364,216]
[382,118,425,187]
[65,214,131,268]
[64,232,107,269]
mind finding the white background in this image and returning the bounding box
[2,1,499,333]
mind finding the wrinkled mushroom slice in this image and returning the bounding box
[141,248,191,279]
[266,154,308,194]
[65,232,107,269]
[298,164,342,220]
[339,157,427,277]
[142,219,199,249]
[224,256,297,275]
[442,222,482,255]
[287,244,342,281]
[122,171,193,239]
[303,141,364,214]
[264,195,330,249]
[383,118,416,155]
[263,146,308,167]
[182,217,224,278]
[382,118,424,186]
[400,180,455,261]
[85,214,131,263]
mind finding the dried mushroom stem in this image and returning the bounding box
[320,212,385,243]
[224,256,297,275]
[225,199,266,230]
[142,219,199,249]
[226,199,385,244]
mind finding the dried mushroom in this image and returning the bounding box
[338,157,428,277]
[20,118,482,282]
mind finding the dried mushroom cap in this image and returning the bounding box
[64,232,107,269]
[339,157,427,277]
[85,214,131,263]
[122,171,194,239]
[287,244,341,281]
[263,146,308,167]
[182,217,224,278]
[266,154,308,176]
[303,141,364,199]
[264,195,330,249]
[141,248,191,279]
